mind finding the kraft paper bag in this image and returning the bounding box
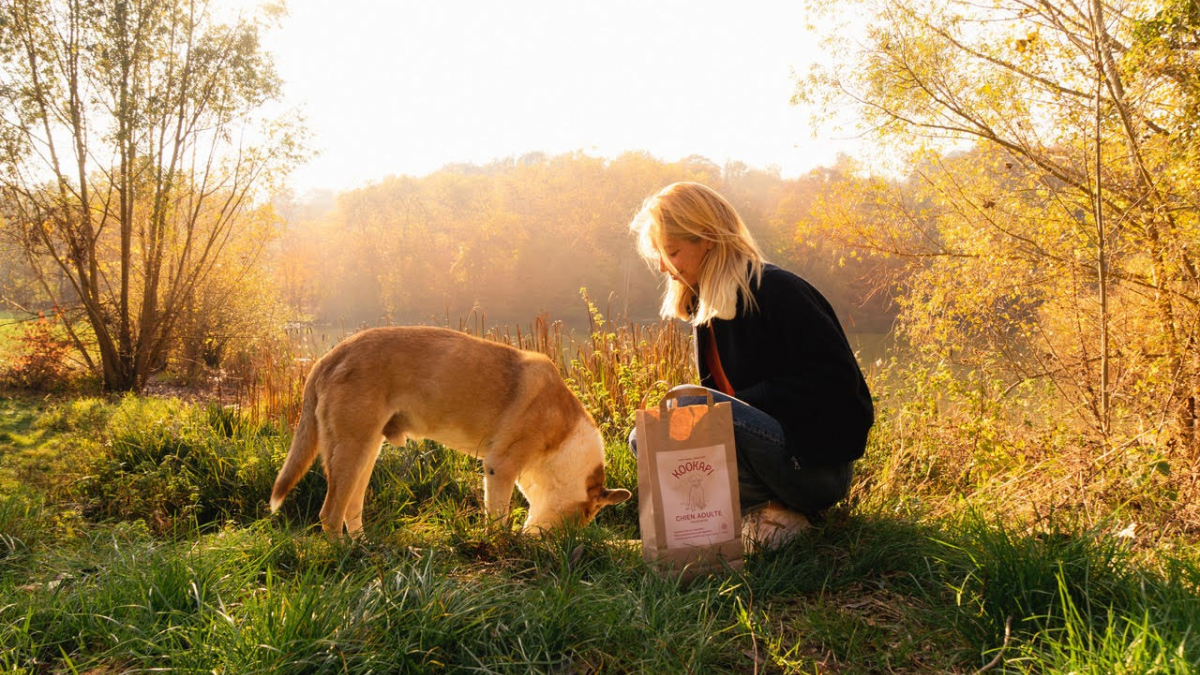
[636,386,742,581]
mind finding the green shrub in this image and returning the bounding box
[74,398,285,533]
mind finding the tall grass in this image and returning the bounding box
[936,513,1200,674]
[224,324,318,430]
[231,298,695,441]
[71,398,286,533]
[566,295,693,438]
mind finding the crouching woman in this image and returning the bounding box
[627,181,874,548]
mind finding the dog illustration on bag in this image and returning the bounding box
[685,473,707,512]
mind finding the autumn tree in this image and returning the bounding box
[771,160,907,335]
[798,0,1200,454]
[0,0,303,391]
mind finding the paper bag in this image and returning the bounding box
[636,386,742,580]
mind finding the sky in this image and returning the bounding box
[245,0,862,194]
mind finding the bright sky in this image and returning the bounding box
[251,0,860,193]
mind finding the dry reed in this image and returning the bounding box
[232,309,695,441]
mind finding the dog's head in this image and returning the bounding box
[519,418,632,532]
[523,464,631,533]
[579,465,633,524]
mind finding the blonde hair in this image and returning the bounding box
[630,182,766,325]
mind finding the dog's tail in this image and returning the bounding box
[270,370,321,513]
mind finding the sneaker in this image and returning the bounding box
[742,501,810,552]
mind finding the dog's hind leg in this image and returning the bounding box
[342,442,383,537]
[320,435,383,539]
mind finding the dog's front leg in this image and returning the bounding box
[481,458,519,527]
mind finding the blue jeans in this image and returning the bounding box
[628,385,853,515]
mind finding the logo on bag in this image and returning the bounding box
[670,460,714,480]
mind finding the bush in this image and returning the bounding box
[73,398,286,534]
[66,397,507,537]
[1,313,73,391]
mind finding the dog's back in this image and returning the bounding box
[315,327,575,449]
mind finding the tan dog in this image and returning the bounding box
[270,326,631,537]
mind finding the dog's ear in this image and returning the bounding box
[599,488,631,506]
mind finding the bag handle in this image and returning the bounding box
[660,385,715,410]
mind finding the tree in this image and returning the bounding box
[0,0,304,391]
[798,0,1200,454]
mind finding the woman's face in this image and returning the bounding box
[658,235,713,289]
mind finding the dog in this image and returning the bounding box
[270,326,631,538]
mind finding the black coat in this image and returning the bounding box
[695,264,874,464]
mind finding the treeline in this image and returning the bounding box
[274,152,897,333]
[0,147,898,388]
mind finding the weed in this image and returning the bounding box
[0,493,46,580]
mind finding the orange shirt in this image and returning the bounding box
[703,323,735,396]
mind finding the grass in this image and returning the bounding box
[2,392,1198,673]
[4,482,1196,673]
[1,311,1199,672]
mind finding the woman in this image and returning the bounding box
[628,182,874,549]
